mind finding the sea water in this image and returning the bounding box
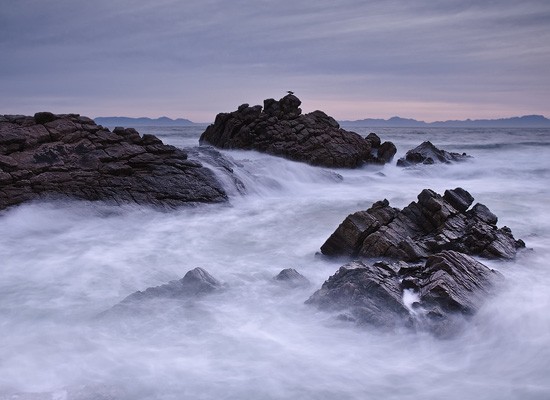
[0,126,549,399]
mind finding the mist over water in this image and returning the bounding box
[1,127,550,399]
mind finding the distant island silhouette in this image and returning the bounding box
[94,114,550,128]
[94,116,195,126]
[339,115,550,128]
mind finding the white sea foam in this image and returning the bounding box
[1,127,549,399]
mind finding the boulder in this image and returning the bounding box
[306,251,504,335]
[321,188,525,261]
[200,94,396,168]
[0,113,227,210]
[397,141,470,167]
[273,268,310,288]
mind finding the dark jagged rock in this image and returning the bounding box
[120,267,223,304]
[0,113,227,210]
[307,251,503,335]
[365,132,397,164]
[273,268,310,287]
[200,94,396,168]
[306,261,411,329]
[397,141,470,167]
[321,188,525,261]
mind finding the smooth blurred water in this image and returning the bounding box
[1,126,549,399]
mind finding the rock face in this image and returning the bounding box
[0,113,227,210]
[199,94,396,168]
[321,188,525,261]
[397,141,470,167]
[306,251,503,335]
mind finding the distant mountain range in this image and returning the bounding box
[339,115,550,128]
[94,116,195,126]
[94,114,550,128]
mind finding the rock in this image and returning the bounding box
[321,188,524,261]
[273,268,310,287]
[364,132,397,164]
[200,94,396,168]
[397,141,470,167]
[306,261,411,329]
[0,113,228,210]
[120,267,224,304]
[307,251,504,335]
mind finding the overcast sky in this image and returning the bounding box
[1,0,549,122]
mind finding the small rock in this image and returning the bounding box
[273,268,310,287]
[397,141,470,167]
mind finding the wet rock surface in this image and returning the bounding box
[307,251,503,335]
[200,94,396,168]
[0,113,227,210]
[397,141,470,167]
[321,188,524,261]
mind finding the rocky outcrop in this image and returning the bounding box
[0,113,227,210]
[199,94,396,168]
[273,268,310,288]
[306,251,504,335]
[321,188,525,261]
[397,141,470,167]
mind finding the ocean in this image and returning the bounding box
[1,126,549,399]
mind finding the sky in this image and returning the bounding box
[1,0,549,122]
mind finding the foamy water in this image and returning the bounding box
[1,127,549,399]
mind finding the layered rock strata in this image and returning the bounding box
[321,188,524,261]
[307,251,504,335]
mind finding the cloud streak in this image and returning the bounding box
[1,0,549,121]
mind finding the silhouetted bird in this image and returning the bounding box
[287,91,294,95]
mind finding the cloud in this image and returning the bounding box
[1,0,549,120]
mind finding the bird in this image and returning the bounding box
[287,91,294,95]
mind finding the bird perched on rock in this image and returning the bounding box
[287,91,294,95]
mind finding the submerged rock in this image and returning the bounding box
[120,267,223,304]
[321,188,525,261]
[199,94,396,168]
[273,268,310,288]
[0,113,227,210]
[307,251,503,335]
[397,141,470,167]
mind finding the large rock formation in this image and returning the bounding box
[397,141,470,167]
[306,251,504,335]
[321,188,525,261]
[199,94,396,168]
[0,113,227,210]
